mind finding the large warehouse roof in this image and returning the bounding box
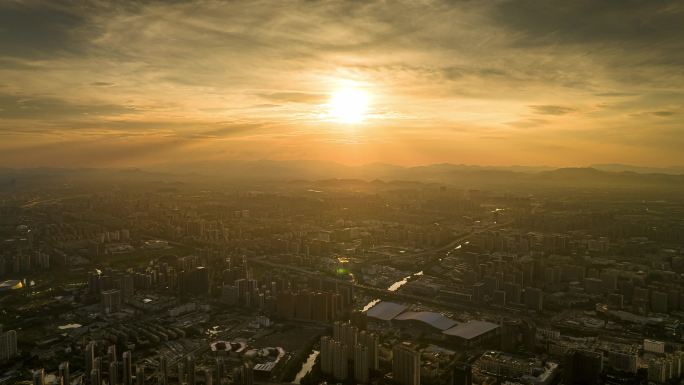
[442,320,499,339]
[394,311,458,330]
[366,301,408,321]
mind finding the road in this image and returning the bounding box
[250,222,513,316]
[369,220,511,263]
[252,255,488,314]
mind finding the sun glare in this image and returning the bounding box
[328,87,370,124]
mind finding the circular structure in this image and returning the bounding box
[210,340,247,354]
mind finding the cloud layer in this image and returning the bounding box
[1,0,683,168]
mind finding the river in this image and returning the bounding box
[361,242,465,311]
[292,350,319,384]
[361,270,424,311]
[292,269,426,383]
[58,323,82,330]
[292,243,465,382]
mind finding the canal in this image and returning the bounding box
[292,350,319,384]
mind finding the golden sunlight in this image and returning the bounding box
[327,86,371,124]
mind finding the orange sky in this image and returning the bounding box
[1,1,683,168]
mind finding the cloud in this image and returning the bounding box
[0,2,91,59]
[259,92,327,104]
[0,0,683,167]
[594,92,639,97]
[0,136,193,168]
[652,111,675,117]
[0,93,136,120]
[491,0,684,46]
[191,122,272,139]
[529,105,576,115]
[507,118,548,128]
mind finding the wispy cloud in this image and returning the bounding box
[0,0,682,167]
[530,105,576,116]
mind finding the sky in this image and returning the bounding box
[1,0,683,169]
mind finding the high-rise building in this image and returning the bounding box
[231,366,240,385]
[158,356,168,385]
[59,361,70,385]
[220,285,239,305]
[329,293,342,320]
[135,365,145,385]
[333,341,348,381]
[608,351,638,374]
[204,370,212,385]
[359,331,379,371]
[644,339,666,354]
[235,279,248,301]
[232,364,253,385]
[94,357,103,378]
[242,364,253,385]
[101,289,122,314]
[493,290,506,306]
[0,329,18,362]
[186,356,196,385]
[607,293,624,309]
[108,345,117,364]
[323,323,378,382]
[85,341,96,377]
[392,343,420,385]
[472,282,486,304]
[563,349,603,385]
[122,352,133,385]
[350,310,368,330]
[276,291,296,318]
[332,321,358,360]
[179,267,210,296]
[453,362,472,385]
[214,358,224,385]
[320,336,334,376]
[109,361,118,385]
[651,291,669,314]
[91,369,101,385]
[333,321,342,340]
[33,369,45,385]
[354,344,369,384]
[177,362,185,385]
[121,274,135,303]
[502,282,522,303]
[341,324,358,360]
[524,287,543,311]
[295,290,313,319]
[336,283,354,307]
[312,292,330,322]
[648,360,667,383]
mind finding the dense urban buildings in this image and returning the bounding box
[1,166,684,385]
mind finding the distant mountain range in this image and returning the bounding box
[1,161,684,193]
[589,163,684,175]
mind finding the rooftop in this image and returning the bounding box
[366,301,408,321]
[394,311,458,331]
[443,320,499,339]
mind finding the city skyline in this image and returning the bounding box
[3,3,684,385]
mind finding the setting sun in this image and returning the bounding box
[327,87,371,124]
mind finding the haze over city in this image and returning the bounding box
[4,2,684,385]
